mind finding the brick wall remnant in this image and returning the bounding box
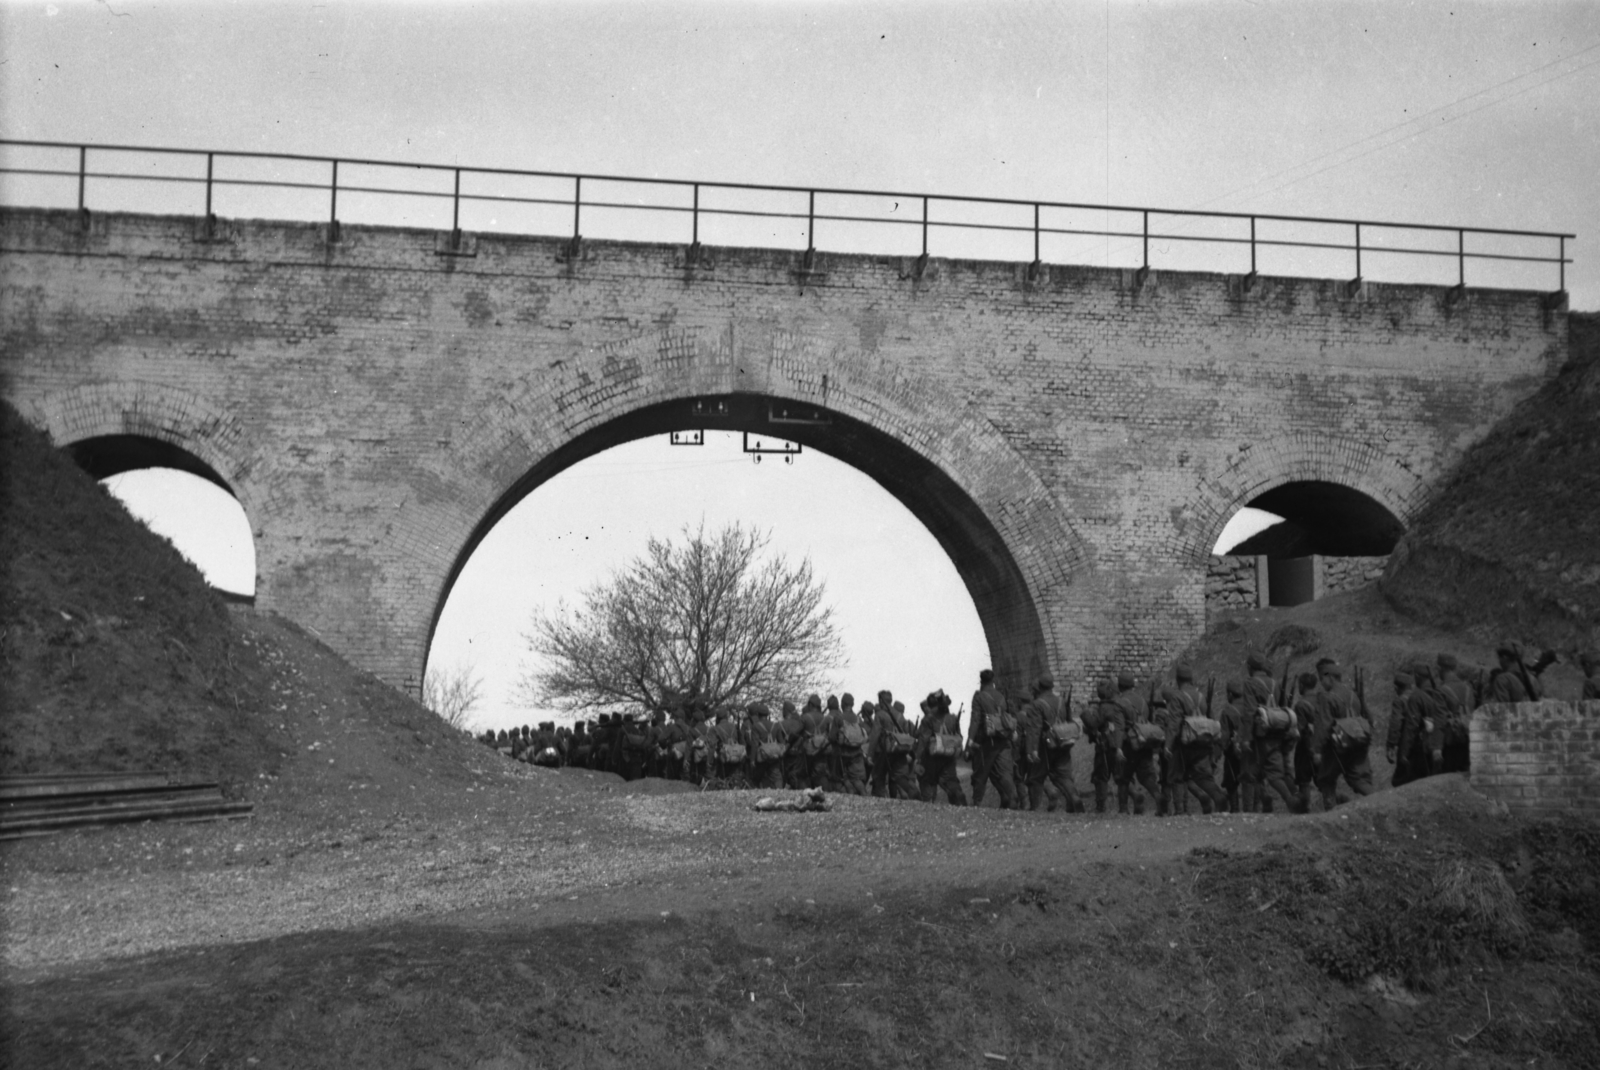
[1470,701,1600,814]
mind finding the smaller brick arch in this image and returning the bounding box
[1173,431,1428,566]
[29,381,265,529]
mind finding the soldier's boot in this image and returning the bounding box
[1117,784,1131,814]
[1094,785,1108,813]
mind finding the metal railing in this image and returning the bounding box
[0,139,1574,292]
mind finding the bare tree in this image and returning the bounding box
[518,522,844,716]
[422,662,485,730]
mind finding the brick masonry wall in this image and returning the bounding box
[1470,701,1600,814]
[0,208,1568,695]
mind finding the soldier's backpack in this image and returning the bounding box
[837,720,868,750]
[804,724,829,757]
[720,741,748,764]
[1182,716,1222,744]
[1331,716,1372,752]
[887,730,918,755]
[1255,706,1296,736]
[670,740,689,762]
[1047,719,1083,748]
[928,727,963,757]
[757,732,786,763]
[1131,721,1166,750]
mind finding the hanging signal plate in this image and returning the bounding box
[767,401,831,427]
[743,432,801,464]
[669,430,705,446]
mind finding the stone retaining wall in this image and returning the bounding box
[1205,553,1390,620]
[1470,700,1600,814]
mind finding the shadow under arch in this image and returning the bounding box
[1230,480,1405,557]
[427,394,1052,695]
[69,434,235,495]
[1176,432,1427,567]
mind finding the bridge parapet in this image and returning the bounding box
[0,139,1574,296]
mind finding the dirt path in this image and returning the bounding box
[1,773,1476,978]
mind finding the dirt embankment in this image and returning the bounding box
[0,400,509,802]
[1382,310,1599,653]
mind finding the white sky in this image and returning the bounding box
[15,1,1598,729]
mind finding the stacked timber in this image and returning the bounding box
[0,772,252,839]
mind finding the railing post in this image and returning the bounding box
[1142,210,1149,270]
[1033,203,1040,264]
[1559,235,1566,293]
[1457,229,1465,289]
[1354,221,1362,282]
[77,145,89,229]
[451,167,461,249]
[328,159,340,243]
[1250,216,1257,275]
[807,190,815,252]
[692,182,700,246]
[921,196,929,258]
[203,152,215,238]
[573,175,582,240]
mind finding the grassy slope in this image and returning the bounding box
[0,400,275,784]
[0,400,496,807]
[1381,310,1600,652]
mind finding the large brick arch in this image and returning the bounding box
[28,381,267,525]
[1172,431,1428,565]
[414,324,1095,693]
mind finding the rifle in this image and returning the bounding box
[1276,659,1292,708]
[1354,664,1370,721]
[1513,651,1540,702]
[1064,683,1074,721]
[1205,676,1215,719]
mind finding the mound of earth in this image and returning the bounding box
[1382,310,1600,653]
[0,399,673,826]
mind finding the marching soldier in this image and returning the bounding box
[1386,671,1440,787]
[917,691,968,804]
[1025,673,1083,813]
[1217,679,1248,813]
[1114,672,1162,815]
[1291,672,1321,811]
[779,700,808,788]
[1244,652,1299,812]
[967,669,1019,809]
[829,693,870,795]
[1310,659,1373,808]
[799,694,830,789]
[868,697,920,800]
[745,703,787,790]
[1086,678,1121,813]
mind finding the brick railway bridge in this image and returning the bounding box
[0,143,1574,696]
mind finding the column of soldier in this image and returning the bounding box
[478,645,1598,814]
